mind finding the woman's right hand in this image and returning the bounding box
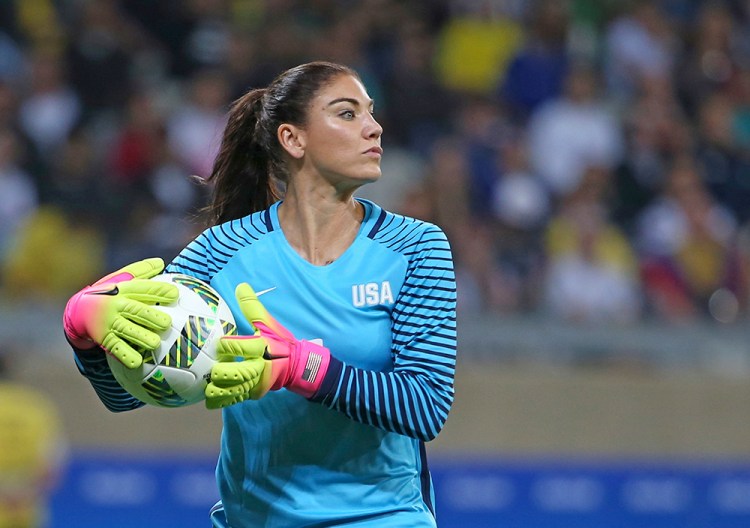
[62,258,179,369]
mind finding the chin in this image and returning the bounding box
[364,166,382,181]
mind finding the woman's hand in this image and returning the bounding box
[62,258,178,368]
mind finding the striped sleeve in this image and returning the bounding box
[313,222,457,442]
[73,346,145,413]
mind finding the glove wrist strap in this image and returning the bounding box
[287,341,331,399]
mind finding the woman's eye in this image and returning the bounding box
[340,110,355,119]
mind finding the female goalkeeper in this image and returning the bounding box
[63,61,457,527]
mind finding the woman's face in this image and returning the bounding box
[296,74,383,189]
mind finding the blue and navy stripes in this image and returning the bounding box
[73,349,145,412]
[313,213,457,442]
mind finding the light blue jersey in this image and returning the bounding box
[75,199,457,527]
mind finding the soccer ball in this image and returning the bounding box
[106,273,237,408]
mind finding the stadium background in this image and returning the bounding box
[2,1,750,526]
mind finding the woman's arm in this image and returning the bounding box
[72,344,146,413]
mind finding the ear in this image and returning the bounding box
[277,124,306,159]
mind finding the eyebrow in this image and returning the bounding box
[326,97,374,109]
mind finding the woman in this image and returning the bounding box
[63,61,457,527]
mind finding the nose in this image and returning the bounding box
[364,113,383,139]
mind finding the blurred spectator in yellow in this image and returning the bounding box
[435,0,524,95]
[543,164,642,323]
[0,354,65,528]
[636,155,743,321]
[2,206,105,301]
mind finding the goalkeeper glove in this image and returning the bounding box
[62,258,179,369]
[204,282,332,408]
[204,336,265,409]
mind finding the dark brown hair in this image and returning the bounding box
[204,61,358,225]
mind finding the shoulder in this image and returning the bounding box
[168,207,276,280]
[361,199,452,259]
[202,207,275,247]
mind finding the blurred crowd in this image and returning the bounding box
[1,0,750,326]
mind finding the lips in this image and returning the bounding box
[365,146,383,155]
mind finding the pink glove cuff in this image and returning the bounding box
[63,270,135,350]
[287,341,331,398]
[63,291,95,349]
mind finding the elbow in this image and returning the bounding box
[421,430,440,443]
[424,414,449,442]
[102,399,145,414]
[421,391,452,442]
[418,406,451,443]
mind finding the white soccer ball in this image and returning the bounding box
[106,273,236,408]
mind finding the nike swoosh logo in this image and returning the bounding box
[256,287,277,297]
[263,349,283,360]
[90,286,119,296]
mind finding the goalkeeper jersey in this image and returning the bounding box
[76,198,457,527]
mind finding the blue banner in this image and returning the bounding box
[49,453,750,527]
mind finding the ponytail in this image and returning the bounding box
[203,89,280,226]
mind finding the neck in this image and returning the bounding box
[279,185,364,266]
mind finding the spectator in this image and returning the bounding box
[166,68,230,178]
[527,59,624,197]
[498,0,571,122]
[543,164,642,323]
[614,73,692,231]
[636,154,742,320]
[0,30,26,85]
[434,1,524,95]
[675,1,740,117]
[0,127,37,263]
[603,0,676,105]
[108,90,166,187]
[694,92,750,224]
[170,0,233,77]
[18,50,81,161]
[381,19,456,154]
[64,0,142,116]
[454,96,511,219]
[492,134,550,310]
[42,126,110,231]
